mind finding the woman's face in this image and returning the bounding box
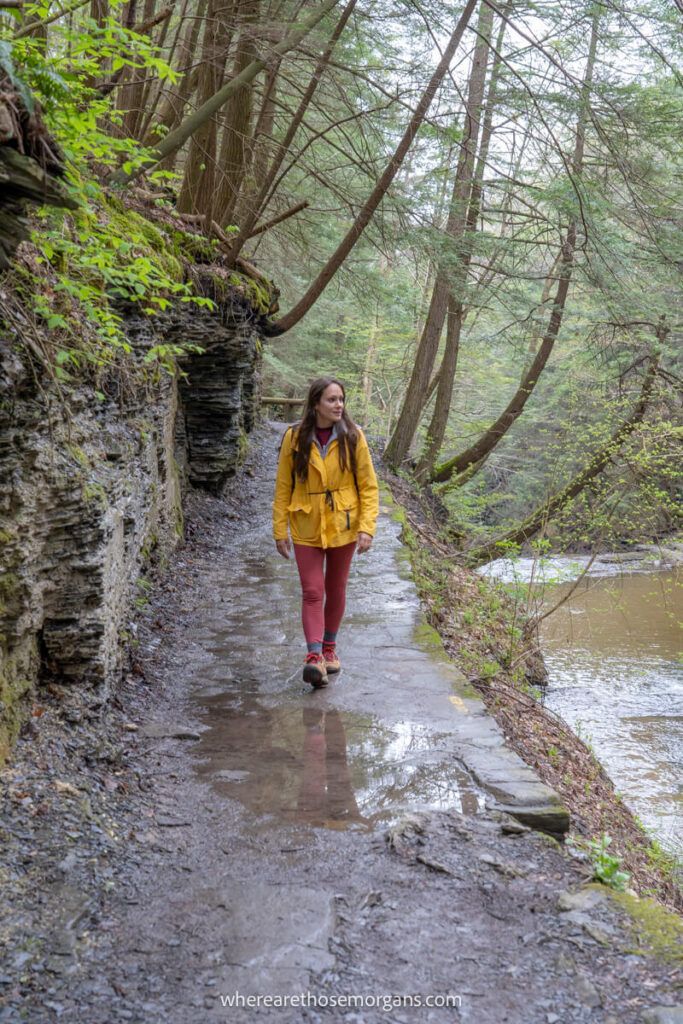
[315,383,345,425]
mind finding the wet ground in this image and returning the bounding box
[1,422,681,1023]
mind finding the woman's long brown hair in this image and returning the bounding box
[292,377,359,482]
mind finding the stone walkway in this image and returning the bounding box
[0,421,680,1024]
[175,432,567,839]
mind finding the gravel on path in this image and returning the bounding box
[0,420,680,1024]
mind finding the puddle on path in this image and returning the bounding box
[191,684,481,832]
[179,461,485,837]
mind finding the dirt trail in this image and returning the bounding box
[0,421,680,1024]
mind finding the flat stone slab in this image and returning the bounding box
[214,882,335,995]
[190,470,569,836]
[642,1009,683,1024]
[325,486,570,835]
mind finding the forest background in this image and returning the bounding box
[1,0,681,561]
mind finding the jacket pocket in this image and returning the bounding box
[335,486,359,534]
[287,499,312,514]
[336,486,358,511]
[287,499,317,541]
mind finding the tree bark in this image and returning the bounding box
[431,6,600,485]
[384,280,451,466]
[136,0,192,140]
[85,0,109,86]
[525,253,561,359]
[228,52,280,231]
[212,0,260,226]
[264,0,479,336]
[134,4,175,132]
[385,0,491,468]
[225,0,357,262]
[415,0,497,480]
[119,0,157,139]
[361,308,380,425]
[432,226,576,483]
[177,0,234,218]
[464,356,659,566]
[142,0,206,151]
[112,0,343,185]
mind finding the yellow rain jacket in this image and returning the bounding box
[273,425,379,548]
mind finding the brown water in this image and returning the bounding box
[486,558,683,853]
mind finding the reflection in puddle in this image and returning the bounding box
[188,508,484,837]
[192,689,481,832]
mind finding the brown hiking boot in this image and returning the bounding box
[303,652,328,687]
[322,644,341,674]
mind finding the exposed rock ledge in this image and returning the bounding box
[0,284,264,761]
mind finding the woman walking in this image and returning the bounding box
[273,377,379,687]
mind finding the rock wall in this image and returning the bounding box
[171,295,261,493]
[0,296,262,761]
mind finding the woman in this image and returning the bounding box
[272,377,379,688]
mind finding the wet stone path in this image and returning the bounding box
[1,422,680,1024]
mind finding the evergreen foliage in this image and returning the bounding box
[0,0,680,549]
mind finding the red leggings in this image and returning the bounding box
[293,542,356,649]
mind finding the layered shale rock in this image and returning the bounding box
[171,272,263,493]
[0,68,77,269]
[0,284,266,761]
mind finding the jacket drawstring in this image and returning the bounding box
[309,488,336,510]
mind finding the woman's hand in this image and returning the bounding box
[276,538,292,559]
[356,532,373,555]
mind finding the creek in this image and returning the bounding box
[483,552,682,855]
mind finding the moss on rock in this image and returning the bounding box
[609,889,683,963]
[102,201,184,284]
[0,640,36,764]
[227,272,272,315]
[413,618,446,651]
[0,573,22,618]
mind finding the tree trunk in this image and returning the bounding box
[384,281,450,466]
[385,0,492,468]
[119,0,156,139]
[431,6,600,485]
[134,4,175,136]
[431,225,577,483]
[361,309,380,425]
[142,0,206,152]
[525,253,561,359]
[415,0,497,480]
[112,0,342,185]
[264,0,479,336]
[85,0,109,86]
[225,0,357,263]
[212,0,260,226]
[416,298,464,479]
[137,0,193,141]
[177,0,234,218]
[230,56,280,234]
[464,357,659,566]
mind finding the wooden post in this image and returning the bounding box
[261,397,304,406]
